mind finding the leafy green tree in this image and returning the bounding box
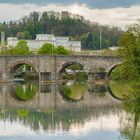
[0,45,13,55]
[16,32,25,39]
[38,43,69,55]
[118,22,140,80]
[38,43,54,54]
[82,32,93,50]
[0,11,122,49]
[12,40,32,55]
[0,40,32,55]
[16,31,32,39]
[15,84,37,101]
[121,86,140,140]
[54,46,69,55]
[23,31,32,39]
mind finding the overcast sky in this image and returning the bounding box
[0,0,140,29]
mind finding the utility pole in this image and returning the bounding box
[1,31,6,54]
[52,29,54,55]
[100,26,102,50]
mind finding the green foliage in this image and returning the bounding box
[38,43,54,54]
[0,40,33,55]
[117,22,140,80]
[16,31,32,39]
[62,82,87,101]
[61,64,87,82]
[38,43,69,55]
[17,109,29,117]
[121,82,140,140]
[54,46,69,55]
[15,84,37,101]
[109,65,135,80]
[81,26,121,50]
[82,32,93,50]
[75,72,88,82]
[109,81,134,99]
[67,64,83,70]
[100,48,118,56]
[63,86,72,96]
[0,11,122,50]
[110,80,140,140]
[14,40,32,55]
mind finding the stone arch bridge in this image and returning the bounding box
[0,55,121,82]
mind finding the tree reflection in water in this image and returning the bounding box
[0,81,121,134]
[118,83,140,140]
[0,80,138,140]
[14,83,38,101]
[59,81,87,102]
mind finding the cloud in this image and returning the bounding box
[0,3,140,29]
[0,0,140,9]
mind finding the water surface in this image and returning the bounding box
[0,81,139,140]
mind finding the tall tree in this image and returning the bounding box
[118,22,140,80]
[13,40,32,55]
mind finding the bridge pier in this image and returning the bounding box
[0,72,9,82]
[88,72,94,82]
[88,72,108,82]
[88,84,108,93]
[51,72,59,81]
[40,72,52,82]
[40,72,59,82]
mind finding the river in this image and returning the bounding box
[0,80,139,140]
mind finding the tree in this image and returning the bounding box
[38,43,54,54]
[23,31,32,39]
[16,31,32,39]
[16,32,25,39]
[121,86,140,140]
[0,40,32,55]
[13,40,32,55]
[54,46,69,55]
[118,22,140,80]
[82,32,93,50]
[0,11,122,48]
[38,43,69,55]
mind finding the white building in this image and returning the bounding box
[7,34,81,52]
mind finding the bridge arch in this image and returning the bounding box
[59,62,84,73]
[107,63,122,79]
[58,61,87,80]
[107,86,123,101]
[8,60,38,79]
[59,85,84,102]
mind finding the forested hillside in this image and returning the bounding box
[0,11,123,50]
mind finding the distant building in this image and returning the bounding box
[61,11,84,21]
[7,34,81,52]
[61,11,69,19]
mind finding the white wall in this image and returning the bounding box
[7,34,81,52]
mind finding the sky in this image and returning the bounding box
[0,0,140,29]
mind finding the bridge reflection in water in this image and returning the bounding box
[0,80,139,140]
[0,81,121,133]
[0,82,120,110]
